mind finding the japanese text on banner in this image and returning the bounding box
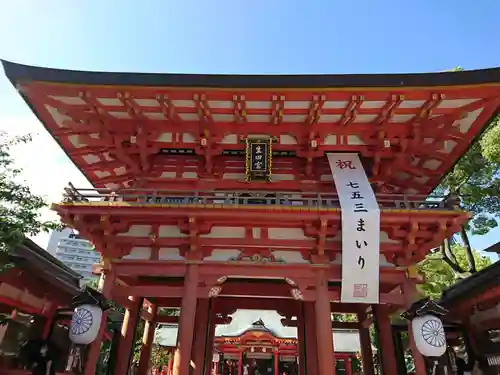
[327,153,380,304]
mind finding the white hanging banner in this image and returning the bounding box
[327,153,380,304]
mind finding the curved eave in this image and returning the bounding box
[3,60,500,89]
[3,60,500,195]
[219,327,287,339]
[439,261,500,308]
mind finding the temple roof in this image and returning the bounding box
[155,309,364,353]
[3,61,500,88]
[482,241,500,254]
[10,238,82,294]
[216,310,296,338]
[3,60,500,194]
[438,260,500,308]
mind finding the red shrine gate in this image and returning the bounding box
[2,60,500,375]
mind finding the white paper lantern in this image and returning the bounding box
[213,353,220,363]
[411,314,447,357]
[69,304,103,345]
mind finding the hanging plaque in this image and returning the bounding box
[245,138,272,182]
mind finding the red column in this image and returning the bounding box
[464,319,480,354]
[356,312,374,375]
[42,304,56,340]
[138,304,158,375]
[204,302,217,375]
[114,296,142,375]
[274,350,279,375]
[373,305,397,375]
[345,357,352,375]
[173,265,199,375]
[296,302,306,375]
[315,269,335,375]
[402,279,426,375]
[238,350,243,375]
[304,302,318,375]
[84,268,115,375]
[168,357,173,375]
[193,298,210,375]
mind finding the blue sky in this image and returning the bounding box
[0,0,499,255]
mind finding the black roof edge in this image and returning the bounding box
[483,241,500,253]
[16,238,82,280]
[3,60,500,89]
[439,261,500,307]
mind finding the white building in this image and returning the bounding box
[46,228,100,283]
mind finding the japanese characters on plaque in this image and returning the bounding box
[245,138,273,182]
[327,153,381,304]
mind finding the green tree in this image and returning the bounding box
[417,245,492,300]
[0,132,59,269]
[332,313,356,322]
[150,342,171,372]
[434,68,500,274]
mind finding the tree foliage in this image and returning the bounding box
[150,342,171,370]
[433,67,500,273]
[417,245,492,300]
[0,132,59,269]
[437,115,500,235]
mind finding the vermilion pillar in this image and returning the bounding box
[84,267,115,375]
[315,269,335,375]
[373,305,397,375]
[168,357,174,375]
[42,304,56,340]
[204,301,217,375]
[296,302,306,375]
[173,265,199,375]
[356,312,374,375]
[304,302,318,375]
[114,296,142,375]
[238,350,243,375]
[138,304,158,375]
[346,357,352,375]
[463,318,480,354]
[274,350,279,375]
[192,298,210,375]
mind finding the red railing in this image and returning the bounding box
[62,183,459,211]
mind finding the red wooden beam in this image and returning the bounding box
[113,282,335,300]
[148,297,182,308]
[211,297,296,314]
[0,296,48,317]
[150,294,387,310]
[113,261,187,277]
[110,235,406,254]
[0,270,73,306]
[112,285,188,298]
[153,314,230,325]
[24,78,500,196]
[281,319,359,329]
[110,260,407,286]
[28,80,500,101]
[54,203,467,226]
[453,284,500,314]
